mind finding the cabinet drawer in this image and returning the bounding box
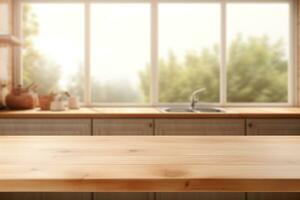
[93,119,154,135]
[155,119,245,135]
[0,119,91,135]
[156,192,245,200]
[247,192,300,200]
[94,193,154,200]
[42,193,92,200]
[247,119,300,135]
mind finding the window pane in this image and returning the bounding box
[22,4,84,100]
[158,4,220,103]
[91,4,150,103]
[227,3,290,103]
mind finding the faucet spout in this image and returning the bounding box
[190,88,206,110]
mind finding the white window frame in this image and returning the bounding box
[13,0,297,107]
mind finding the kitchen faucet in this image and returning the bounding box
[190,88,206,110]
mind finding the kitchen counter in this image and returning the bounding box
[1,107,300,118]
[0,136,300,192]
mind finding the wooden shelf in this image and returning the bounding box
[0,35,21,46]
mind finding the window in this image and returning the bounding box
[227,3,290,103]
[158,3,220,103]
[91,4,150,103]
[22,3,84,100]
[18,0,295,106]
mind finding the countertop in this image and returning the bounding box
[0,136,299,192]
[1,107,300,118]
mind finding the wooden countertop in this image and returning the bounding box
[1,107,300,118]
[0,136,300,192]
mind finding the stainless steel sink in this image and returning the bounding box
[194,108,225,113]
[162,107,195,113]
[161,107,225,113]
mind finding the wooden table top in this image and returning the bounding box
[0,136,300,192]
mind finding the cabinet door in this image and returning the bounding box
[155,118,245,135]
[42,193,91,200]
[0,192,92,200]
[0,118,92,200]
[93,119,154,200]
[155,118,245,200]
[247,193,300,200]
[0,119,92,135]
[94,193,154,200]
[0,193,41,200]
[93,119,154,135]
[246,119,300,135]
[156,193,245,200]
[246,118,300,200]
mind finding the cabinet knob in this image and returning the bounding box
[149,123,153,128]
[248,122,253,128]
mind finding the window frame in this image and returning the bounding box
[13,0,297,107]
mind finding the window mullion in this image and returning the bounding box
[84,1,91,106]
[13,0,23,87]
[220,0,227,106]
[289,0,296,106]
[151,0,158,106]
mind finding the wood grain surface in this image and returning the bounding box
[2,107,300,118]
[0,136,300,192]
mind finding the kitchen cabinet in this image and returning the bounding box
[246,118,300,135]
[0,193,41,200]
[156,193,245,200]
[93,118,154,135]
[42,193,91,200]
[93,118,154,200]
[155,118,245,200]
[155,118,245,135]
[0,118,92,135]
[0,193,91,200]
[246,118,300,200]
[0,118,92,200]
[94,193,154,200]
[247,193,300,200]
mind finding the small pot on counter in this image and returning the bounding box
[39,94,55,111]
[5,84,38,110]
